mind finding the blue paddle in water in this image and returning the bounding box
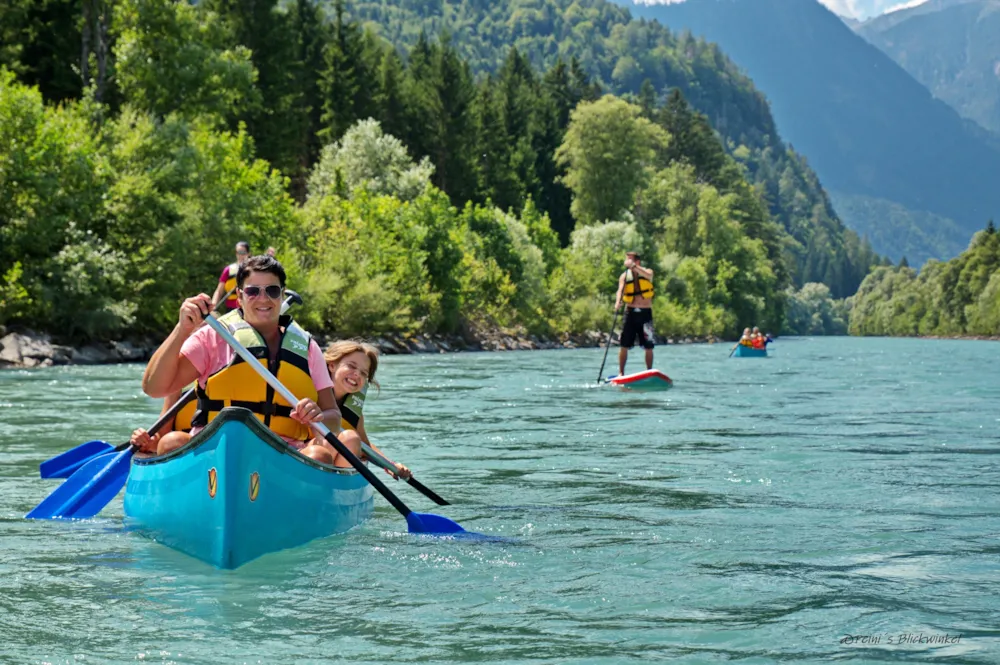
[202,313,466,535]
[25,393,194,520]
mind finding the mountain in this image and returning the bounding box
[858,0,1000,136]
[345,0,879,297]
[622,0,1000,266]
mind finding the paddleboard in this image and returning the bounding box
[606,369,673,391]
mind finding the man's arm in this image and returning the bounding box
[143,295,210,398]
[632,264,654,279]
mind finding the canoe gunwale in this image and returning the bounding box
[133,407,358,476]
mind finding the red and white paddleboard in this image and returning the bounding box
[606,369,673,391]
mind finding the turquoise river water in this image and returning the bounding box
[1,337,998,664]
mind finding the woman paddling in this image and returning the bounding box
[324,340,412,479]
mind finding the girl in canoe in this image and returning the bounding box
[325,340,412,479]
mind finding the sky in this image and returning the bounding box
[633,0,931,20]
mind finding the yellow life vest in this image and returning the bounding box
[337,385,368,432]
[223,262,240,309]
[622,268,654,303]
[174,383,197,432]
[192,309,318,441]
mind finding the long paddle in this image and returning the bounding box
[201,313,464,535]
[597,306,621,382]
[26,392,195,519]
[361,444,450,506]
[39,290,304,479]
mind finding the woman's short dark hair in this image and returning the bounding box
[236,240,250,253]
[237,255,286,288]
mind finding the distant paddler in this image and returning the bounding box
[614,250,655,377]
[211,240,250,311]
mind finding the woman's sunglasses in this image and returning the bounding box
[241,285,283,299]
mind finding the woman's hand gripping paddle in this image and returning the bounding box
[202,314,466,535]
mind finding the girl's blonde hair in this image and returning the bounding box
[323,340,380,391]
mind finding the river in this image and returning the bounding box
[1,337,997,664]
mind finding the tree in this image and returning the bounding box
[307,118,434,202]
[555,95,668,225]
[114,0,257,122]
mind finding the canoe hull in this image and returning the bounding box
[607,369,673,391]
[123,408,374,569]
[732,345,767,358]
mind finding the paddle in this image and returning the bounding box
[597,306,621,382]
[39,290,305,479]
[26,391,195,520]
[202,313,465,535]
[728,344,738,358]
[361,444,450,506]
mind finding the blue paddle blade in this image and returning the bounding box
[406,511,467,534]
[26,447,134,520]
[40,440,113,479]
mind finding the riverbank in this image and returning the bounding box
[0,328,723,369]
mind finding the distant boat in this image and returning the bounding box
[732,344,767,358]
[606,369,674,391]
[124,408,374,569]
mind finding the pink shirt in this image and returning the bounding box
[181,323,333,446]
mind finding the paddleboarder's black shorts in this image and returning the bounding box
[620,307,655,349]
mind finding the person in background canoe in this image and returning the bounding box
[211,241,250,312]
[142,254,351,464]
[614,250,655,376]
[739,327,753,346]
[324,340,412,479]
[752,327,773,349]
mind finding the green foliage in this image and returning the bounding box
[2,0,890,344]
[555,95,668,225]
[783,283,848,336]
[849,222,1000,336]
[307,118,435,201]
[114,0,258,122]
[345,0,876,298]
[0,69,107,331]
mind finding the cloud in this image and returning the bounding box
[817,0,861,17]
[883,0,930,14]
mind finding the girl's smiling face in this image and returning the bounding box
[331,351,370,395]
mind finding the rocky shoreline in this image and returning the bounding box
[0,327,722,369]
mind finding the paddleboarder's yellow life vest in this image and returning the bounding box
[622,268,654,303]
[337,385,367,432]
[223,262,240,308]
[193,309,317,441]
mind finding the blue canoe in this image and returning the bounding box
[123,408,374,569]
[732,344,767,358]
